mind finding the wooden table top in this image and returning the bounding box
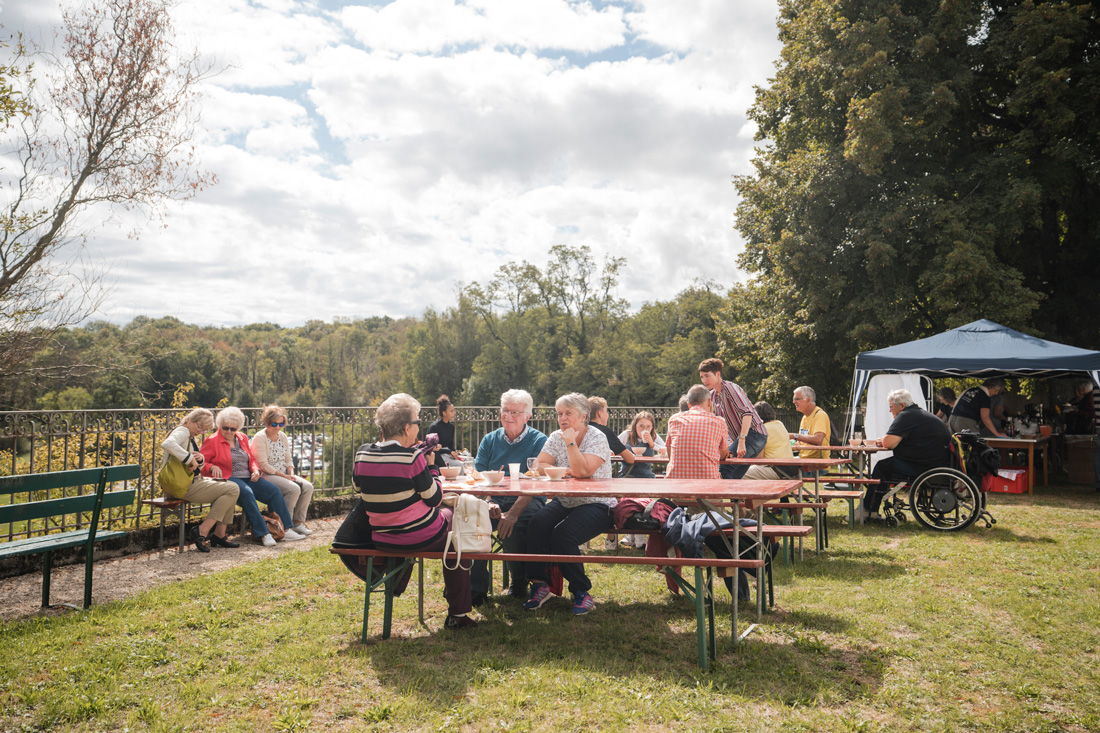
[611,456,850,468]
[441,476,800,502]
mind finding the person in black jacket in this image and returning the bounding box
[426,394,462,468]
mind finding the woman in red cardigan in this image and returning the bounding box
[200,406,304,547]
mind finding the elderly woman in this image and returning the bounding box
[523,392,613,616]
[160,408,241,552]
[199,406,305,546]
[251,405,314,536]
[353,393,476,630]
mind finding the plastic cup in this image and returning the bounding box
[508,462,521,479]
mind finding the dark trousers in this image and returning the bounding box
[377,507,471,615]
[866,457,924,513]
[719,429,768,479]
[526,499,613,596]
[470,497,545,595]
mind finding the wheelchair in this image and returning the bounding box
[876,432,998,532]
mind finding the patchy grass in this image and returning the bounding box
[1,487,1099,732]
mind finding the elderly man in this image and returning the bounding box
[471,388,548,604]
[948,378,1008,438]
[698,358,767,479]
[788,386,831,457]
[666,384,729,479]
[860,389,952,522]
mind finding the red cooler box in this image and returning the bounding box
[983,466,1028,494]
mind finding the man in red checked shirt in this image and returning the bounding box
[666,385,729,479]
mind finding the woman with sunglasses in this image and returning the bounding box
[200,406,305,546]
[252,405,314,536]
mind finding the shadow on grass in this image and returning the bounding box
[781,547,907,581]
[337,594,886,707]
[965,525,1057,544]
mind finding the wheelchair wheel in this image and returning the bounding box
[909,468,981,532]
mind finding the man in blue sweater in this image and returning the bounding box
[471,388,548,605]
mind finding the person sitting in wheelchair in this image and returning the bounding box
[859,389,952,523]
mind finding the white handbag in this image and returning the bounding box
[442,493,493,570]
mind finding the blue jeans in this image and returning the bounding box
[719,429,768,479]
[866,457,925,513]
[526,499,613,596]
[230,476,294,537]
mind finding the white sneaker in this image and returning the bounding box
[854,504,869,524]
[292,524,313,536]
[282,528,306,541]
[261,534,277,547]
[604,538,618,551]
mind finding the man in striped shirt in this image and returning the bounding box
[698,357,768,479]
[666,385,729,479]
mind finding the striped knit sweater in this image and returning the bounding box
[353,441,446,550]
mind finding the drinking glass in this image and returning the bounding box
[462,458,475,476]
[526,457,538,476]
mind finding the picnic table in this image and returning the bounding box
[334,476,799,670]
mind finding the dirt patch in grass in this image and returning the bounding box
[0,517,341,622]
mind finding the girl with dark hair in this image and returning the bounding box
[427,394,462,468]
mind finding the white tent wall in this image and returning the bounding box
[865,374,930,472]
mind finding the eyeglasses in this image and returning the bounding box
[270,421,285,427]
[408,420,420,426]
[501,409,525,417]
[221,426,239,432]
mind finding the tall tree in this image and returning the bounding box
[725,0,1098,405]
[0,0,214,381]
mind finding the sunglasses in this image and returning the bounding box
[221,426,239,432]
[271,421,285,427]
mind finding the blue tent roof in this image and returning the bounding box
[854,319,1100,378]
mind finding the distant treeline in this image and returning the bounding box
[1,247,735,412]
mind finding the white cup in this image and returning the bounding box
[508,462,521,479]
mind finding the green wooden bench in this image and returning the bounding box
[0,465,140,609]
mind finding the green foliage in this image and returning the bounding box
[724,0,1100,406]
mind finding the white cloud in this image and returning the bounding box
[3,0,783,327]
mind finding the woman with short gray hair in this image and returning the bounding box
[200,406,304,546]
[524,392,613,616]
[351,393,477,630]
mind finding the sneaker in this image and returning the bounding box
[291,524,313,536]
[571,592,595,616]
[444,614,478,630]
[282,528,306,541]
[523,582,553,610]
[604,538,619,551]
[261,534,277,547]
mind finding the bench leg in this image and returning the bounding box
[41,550,53,607]
[382,559,397,639]
[84,541,95,609]
[362,557,374,643]
[177,504,186,552]
[694,565,708,671]
[706,568,716,663]
[158,508,166,551]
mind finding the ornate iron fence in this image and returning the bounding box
[0,403,815,542]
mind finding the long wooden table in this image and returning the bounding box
[442,476,799,645]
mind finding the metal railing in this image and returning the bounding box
[0,403,823,542]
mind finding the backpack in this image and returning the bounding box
[442,494,492,570]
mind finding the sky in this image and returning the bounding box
[2,0,783,328]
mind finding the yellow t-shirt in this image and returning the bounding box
[797,407,831,459]
[762,420,795,460]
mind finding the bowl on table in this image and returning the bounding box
[849,439,861,447]
[440,466,462,480]
[631,446,647,456]
[543,466,568,481]
[482,470,505,485]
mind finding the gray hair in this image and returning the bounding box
[887,389,915,408]
[555,392,590,423]
[678,394,690,412]
[215,406,246,429]
[794,386,816,403]
[500,389,534,417]
[376,393,421,440]
[181,407,214,431]
[686,384,710,407]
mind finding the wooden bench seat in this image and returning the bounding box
[1,465,140,609]
[330,546,771,671]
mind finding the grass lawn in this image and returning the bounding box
[1,488,1099,732]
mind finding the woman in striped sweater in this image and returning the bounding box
[352,393,476,630]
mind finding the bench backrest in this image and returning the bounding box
[0,465,140,526]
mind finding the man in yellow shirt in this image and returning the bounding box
[789,386,831,458]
